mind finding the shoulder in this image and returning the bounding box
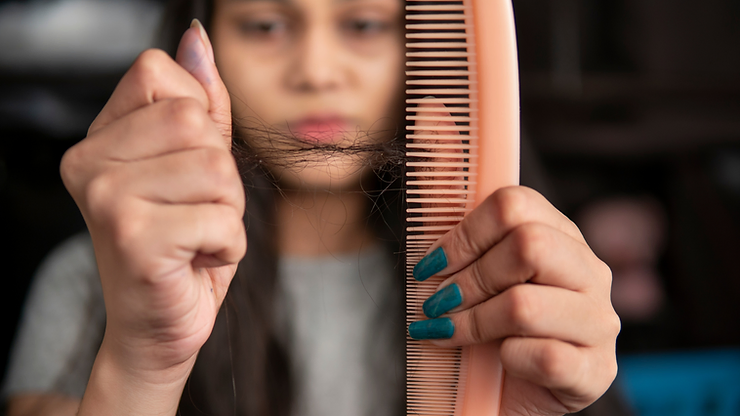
[20,231,102,321]
[35,232,98,287]
[2,231,105,399]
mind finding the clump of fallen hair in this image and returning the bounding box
[230,117,407,186]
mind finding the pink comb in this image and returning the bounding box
[405,0,520,415]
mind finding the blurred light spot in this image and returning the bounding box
[0,0,163,70]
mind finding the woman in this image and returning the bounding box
[3,0,621,415]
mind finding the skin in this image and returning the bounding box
[417,187,619,414]
[213,0,405,190]
[7,0,619,415]
[213,0,406,256]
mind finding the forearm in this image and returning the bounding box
[78,343,195,416]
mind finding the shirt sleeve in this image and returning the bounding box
[1,232,106,399]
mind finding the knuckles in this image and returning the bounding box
[56,48,243,291]
[188,147,244,212]
[84,170,120,220]
[505,284,543,335]
[107,204,150,259]
[449,187,536,265]
[128,49,177,99]
[464,282,545,344]
[197,147,240,189]
[126,50,216,147]
[488,186,533,230]
[605,305,622,341]
[165,98,210,142]
[227,214,249,261]
[85,173,149,258]
[537,342,579,387]
[509,223,551,273]
[59,142,86,193]
[595,257,615,293]
[606,355,619,386]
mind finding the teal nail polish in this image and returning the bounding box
[423,283,462,318]
[413,247,447,281]
[409,318,454,340]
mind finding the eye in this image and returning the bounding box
[238,17,289,37]
[342,18,390,37]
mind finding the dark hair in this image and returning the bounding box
[158,2,406,416]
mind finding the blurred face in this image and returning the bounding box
[212,0,404,189]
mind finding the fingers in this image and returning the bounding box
[500,337,618,404]
[412,186,586,282]
[89,21,232,144]
[89,48,209,135]
[93,148,245,211]
[80,136,245,233]
[66,23,234,198]
[412,284,616,348]
[503,338,585,392]
[154,203,246,268]
[62,22,244,274]
[100,201,246,280]
[61,97,227,197]
[82,97,226,161]
[423,224,611,320]
[60,23,243,378]
[176,20,232,141]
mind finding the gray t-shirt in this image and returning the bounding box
[276,249,404,416]
[2,233,104,398]
[2,233,404,416]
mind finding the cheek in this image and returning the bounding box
[218,55,287,124]
[211,26,287,119]
[358,52,405,119]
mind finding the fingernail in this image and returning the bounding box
[423,283,462,318]
[413,247,447,281]
[191,18,215,64]
[409,318,454,340]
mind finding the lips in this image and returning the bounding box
[288,116,356,143]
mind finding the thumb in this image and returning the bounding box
[408,100,467,215]
[406,100,469,269]
[176,19,232,143]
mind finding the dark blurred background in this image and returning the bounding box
[516,0,740,349]
[0,0,165,381]
[1,0,739,414]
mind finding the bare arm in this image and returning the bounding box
[57,21,242,416]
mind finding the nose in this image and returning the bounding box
[286,25,346,92]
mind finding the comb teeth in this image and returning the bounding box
[405,1,478,415]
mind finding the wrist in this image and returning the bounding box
[79,340,196,416]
